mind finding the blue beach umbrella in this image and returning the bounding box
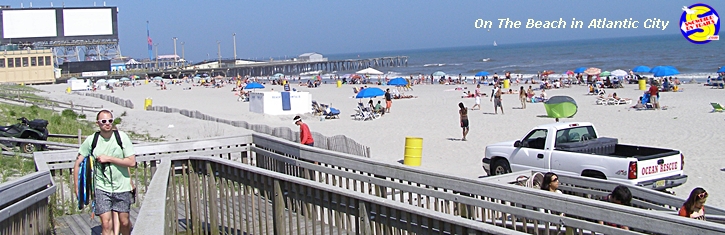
[153,76,163,81]
[432,71,446,77]
[650,66,679,77]
[632,66,651,73]
[718,67,725,73]
[573,67,586,73]
[356,87,385,98]
[245,82,265,89]
[475,71,490,76]
[388,78,408,86]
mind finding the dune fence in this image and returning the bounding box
[75,92,135,109]
[148,105,372,158]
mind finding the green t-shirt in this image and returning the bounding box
[78,131,136,193]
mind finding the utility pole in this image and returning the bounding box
[172,37,178,63]
[233,33,237,60]
[154,43,159,70]
[217,40,221,67]
[180,41,185,67]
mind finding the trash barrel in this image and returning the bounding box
[66,87,71,93]
[638,79,646,90]
[403,137,423,166]
[144,98,153,110]
[337,80,342,88]
[503,79,510,89]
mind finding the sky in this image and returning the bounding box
[7,0,722,62]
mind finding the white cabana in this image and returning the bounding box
[356,68,383,75]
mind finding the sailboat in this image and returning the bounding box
[493,41,497,47]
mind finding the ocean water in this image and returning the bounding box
[324,34,724,81]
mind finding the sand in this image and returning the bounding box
[34,81,725,207]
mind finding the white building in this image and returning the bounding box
[297,53,327,62]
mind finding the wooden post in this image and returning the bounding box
[272,180,287,235]
[358,201,373,235]
[206,163,220,235]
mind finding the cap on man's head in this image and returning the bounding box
[293,116,302,123]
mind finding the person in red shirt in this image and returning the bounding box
[679,187,707,221]
[648,83,660,109]
[294,116,314,146]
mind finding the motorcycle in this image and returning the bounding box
[0,117,49,153]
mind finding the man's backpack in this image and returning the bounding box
[77,130,124,210]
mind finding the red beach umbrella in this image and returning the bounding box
[566,70,574,75]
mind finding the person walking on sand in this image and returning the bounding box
[294,116,314,146]
[385,88,393,113]
[490,84,504,114]
[471,84,482,110]
[519,86,527,109]
[459,102,469,141]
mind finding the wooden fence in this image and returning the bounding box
[0,171,55,235]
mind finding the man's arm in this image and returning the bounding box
[73,154,83,197]
[97,154,136,167]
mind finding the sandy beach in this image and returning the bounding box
[34,81,725,207]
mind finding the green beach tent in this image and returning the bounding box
[544,96,578,118]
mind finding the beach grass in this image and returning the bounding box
[0,103,97,144]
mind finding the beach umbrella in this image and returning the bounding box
[566,70,575,75]
[120,77,130,81]
[69,77,78,80]
[611,70,627,77]
[573,67,587,73]
[245,82,265,89]
[106,79,119,84]
[96,79,107,83]
[153,76,163,81]
[583,67,601,76]
[599,71,611,77]
[632,66,651,73]
[432,71,446,77]
[273,73,284,77]
[388,78,408,86]
[541,70,555,76]
[544,96,578,118]
[717,67,725,73]
[475,71,490,76]
[356,68,384,75]
[651,66,679,77]
[355,87,385,98]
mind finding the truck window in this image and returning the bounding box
[523,129,547,150]
[556,126,597,144]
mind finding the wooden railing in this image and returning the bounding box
[3,133,722,234]
[0,171,56,234]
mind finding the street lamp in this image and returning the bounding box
[154,43,159,70]
[180,41,185,67]
[217,40,221,66]
[172,37,178,63]
[233,33,237,60]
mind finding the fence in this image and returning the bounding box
[148,105,371,158]
[74,92,134,109]
[14,133,725,234]
[0,171,55,234]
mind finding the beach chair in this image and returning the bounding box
[712,103,724,112]
[311,101,324,116]
[323,107,341,119]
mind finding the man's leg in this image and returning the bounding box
[118,212,132,235]
[98,212,114,235]
[113,212,120,235]
[95,190,115,235]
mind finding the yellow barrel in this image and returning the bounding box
[503,79,510,89]
[403,137,423,166]
[337,80,342,88]
[144,98,153,110]
[638,79,646,90]
[145,79,149,84]
[282,80,287,85]
[66,87,71,93]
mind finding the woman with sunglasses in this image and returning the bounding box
[540,172,562,193]
[679,187,708,221]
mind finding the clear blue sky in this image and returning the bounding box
[11,0,722,62]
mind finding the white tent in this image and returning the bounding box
[125,59,142,65]
[356,68,383,75]
[611,69,627,77]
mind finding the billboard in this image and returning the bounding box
[59,60,111,74]
[0,7,118,43]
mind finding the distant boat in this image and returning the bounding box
[482,58,491,62]
[493,41,497,47]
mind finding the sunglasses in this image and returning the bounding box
[97,119,114,124]
[698,192,708,199]
[551,177,559,182]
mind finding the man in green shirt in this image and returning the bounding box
[74,110,136,235]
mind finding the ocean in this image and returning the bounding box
[324,34,723,81]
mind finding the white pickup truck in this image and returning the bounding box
[482,122,687,190]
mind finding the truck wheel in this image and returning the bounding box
[491,160,511,176]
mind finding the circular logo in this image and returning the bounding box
[680,3,720,44]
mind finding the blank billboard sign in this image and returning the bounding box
[63,8,113,36]
[2,10,57,38]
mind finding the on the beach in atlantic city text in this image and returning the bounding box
[475,18,670,30]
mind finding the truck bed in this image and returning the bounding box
[555,138,679,160]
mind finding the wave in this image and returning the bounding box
[423,63,446,67]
